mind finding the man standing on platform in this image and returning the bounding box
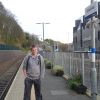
[23,44,45,100]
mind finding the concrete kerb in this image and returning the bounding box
[4,63,21,100]
[63,74,100,100]
[86,89,100,100]
[63,74,70,80]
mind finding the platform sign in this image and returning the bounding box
[85,1,98,20]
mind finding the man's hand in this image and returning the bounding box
[23,69,27,78]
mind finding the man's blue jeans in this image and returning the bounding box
[23,77,42,100]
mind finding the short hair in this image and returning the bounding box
[31,44,36,48]
[30,44,38,50]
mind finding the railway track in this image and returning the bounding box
[0,55,24,100]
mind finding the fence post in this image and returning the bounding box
[69,52,72,77]
[82,53,85,85]
[61,53,64,69]
[51,51,54,69]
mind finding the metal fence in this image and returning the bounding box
[0,44,20,50]
[44,51,100,94]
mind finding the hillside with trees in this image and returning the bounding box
[0,2,69,51]
[0,2,40,49]
[0,2,24,47]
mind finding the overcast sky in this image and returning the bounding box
[0,0,95,43]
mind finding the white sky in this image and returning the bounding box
[0,0,96,43]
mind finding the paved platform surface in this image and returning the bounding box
[5,64,91,100]
[41,69,91,100]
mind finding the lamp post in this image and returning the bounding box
[36,22,50,52]
[36,22,50,42]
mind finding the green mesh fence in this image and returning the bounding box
[0,44,20,50]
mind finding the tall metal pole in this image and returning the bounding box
[36,22,50,42]
[42,23,44,42]
[36,22,50,55]
[90,0,97,100]
[91,0,93,4]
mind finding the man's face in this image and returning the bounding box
[31,47,38,55]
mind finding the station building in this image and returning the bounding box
[73,2,100,52]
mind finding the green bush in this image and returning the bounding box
[75,74,82,83]
[68,78,79,90]
[67,74,81,89]
[67,74,87,94]
[44,59,52,69]
[44,58,48,64]
[52,65,64,76]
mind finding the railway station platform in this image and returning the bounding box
[4,62,35,100]
[4,62,92,100]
